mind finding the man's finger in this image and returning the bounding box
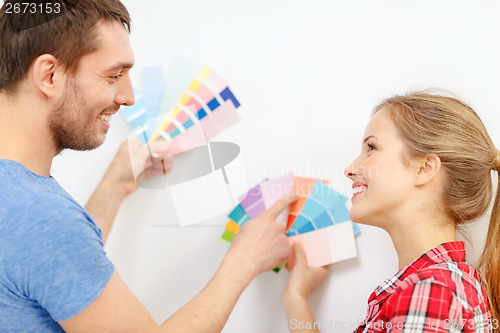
[152,155,174,165]
[149,140,170,157]
[148,156,174,175]
[264,193,298,220]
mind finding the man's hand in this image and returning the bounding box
[118,138,173,196]
[85,139,173,243]
[226,193,298,279]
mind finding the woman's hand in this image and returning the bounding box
[283,241,328,332]
[284,241,329,303]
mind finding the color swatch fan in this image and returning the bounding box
[121,65,247,227]
[220,174,360,270]
[121,65,241,155]
[287,180,361,236]
[222,173,292,240]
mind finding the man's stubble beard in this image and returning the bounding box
[48,78,114,152]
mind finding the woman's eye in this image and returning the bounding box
[367,143,376,151]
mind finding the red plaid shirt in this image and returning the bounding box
[355,242,492,332]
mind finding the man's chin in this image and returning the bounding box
[82,134,107,151]
[57,134,107,152]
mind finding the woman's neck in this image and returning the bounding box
[386,214,457,270]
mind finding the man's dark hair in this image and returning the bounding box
[0,0,131,94]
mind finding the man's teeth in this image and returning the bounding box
[98,114,112,122]
[353,186,367,195]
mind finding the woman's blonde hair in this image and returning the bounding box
[375,91,500,323]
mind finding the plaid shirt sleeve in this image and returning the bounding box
[367,279,492,333]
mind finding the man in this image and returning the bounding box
[0,1,296,331]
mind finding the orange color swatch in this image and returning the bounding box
[286,177,328,230]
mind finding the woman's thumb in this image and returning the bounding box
[292,241,306,264]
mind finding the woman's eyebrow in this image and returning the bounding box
[363,135,377,144]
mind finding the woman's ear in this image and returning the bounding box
[414,153,442,186]
[30,54,65,99]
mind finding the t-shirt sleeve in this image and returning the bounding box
[379,279,465,333]
[6,201,115,322]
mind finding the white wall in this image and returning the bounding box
[50,1,500,332]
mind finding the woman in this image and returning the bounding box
[284,92,499,332]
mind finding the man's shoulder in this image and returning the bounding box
[0,159,85,217]
[0,159,70,205]
[0,180,85,228]
[0,160,101,245]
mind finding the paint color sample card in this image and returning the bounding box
[122,65,241,155]
[152,66,241,150]
[220,174,360,268]
[167,142,248,226]
[287,181,361,236]
[121,87,149,143]
[287,177,329,230]
[288,222,357,267]
[142,65,166,139]
[121,65,247,226]
[222,173,294,244]
[260,173,295,225]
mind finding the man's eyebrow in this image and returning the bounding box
[104,62,134,72]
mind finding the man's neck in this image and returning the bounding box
[0,94,56,177]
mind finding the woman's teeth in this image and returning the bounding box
[353,186,367,195]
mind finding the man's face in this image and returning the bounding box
[49,20,135,151]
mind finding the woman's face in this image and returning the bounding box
[344,108,417,228]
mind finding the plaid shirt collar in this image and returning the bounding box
[367,241,466,307]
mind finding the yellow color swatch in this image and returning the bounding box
[198,66,212,80]
[188,79,201,93]
[170,106,181,118]
[225,220,241,234]
[179,93,190,105]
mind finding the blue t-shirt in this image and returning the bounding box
[0,159,115,332]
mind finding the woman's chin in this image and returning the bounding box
[349,210,363,223]
[349,210,371,226]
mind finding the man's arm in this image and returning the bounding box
[60,194,297,332]
[85,140,171,242]
[84,164,127,244]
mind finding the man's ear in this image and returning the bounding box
[414,153,442,186]
[31,54,64,99]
